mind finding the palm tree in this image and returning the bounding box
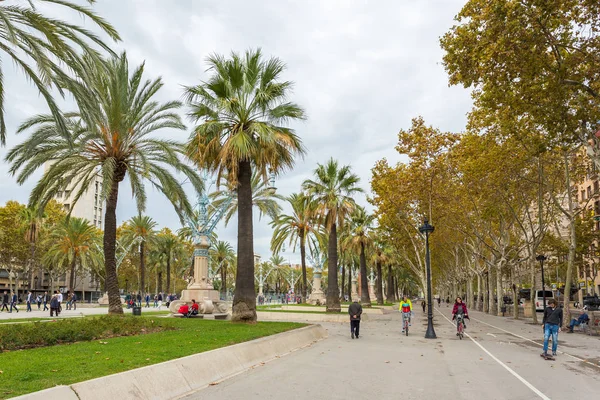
[155,229,184,295]
[347,206,375,306]
[121,215,157,294]
[302,159,363,312]
[0,0,119,145]
[185,49,306,323]
[44,217,103,292]
[19,205,46,290]
[210,241,235,300]
[6,53,203,314]
[210,170,283,225]
[271,193,319,302]
[371,237,391,305]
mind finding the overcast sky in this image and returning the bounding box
[0,0,472,263]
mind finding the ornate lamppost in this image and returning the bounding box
[419,218,436,339]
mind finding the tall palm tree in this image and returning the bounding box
[210,170,283,225]
[303,158,363,312]
[19,205,46,290]
[185,49,306,323]
[371,237,391,305]
[0,0,119,145]
[347,206,375,306]
[43,217,103,291]
[270,193,319,302]
[6,53,203,314]
[121,215,157,294]
[155,229,184,295]
[210,240,235,300]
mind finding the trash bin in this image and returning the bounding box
[132,306,142,316]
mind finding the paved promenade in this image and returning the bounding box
[182,307,600,400]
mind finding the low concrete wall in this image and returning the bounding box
[11,324,327,400]
[258,311,366,323]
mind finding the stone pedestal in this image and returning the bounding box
[351,278,359,301]
[308,272,326,305]
[97,292,124,305]
[369,282,376,300]
[170,235,228,315]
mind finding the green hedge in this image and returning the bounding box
[0,315,175,351]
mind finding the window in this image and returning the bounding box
[63,204,70,212]
[588,186,592,198]
[595,181,599,194]
[582,190,586,201]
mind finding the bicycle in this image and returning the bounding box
[402,312,411,336]
[456,313,465,340]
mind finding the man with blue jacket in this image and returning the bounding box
[567,307,590,333]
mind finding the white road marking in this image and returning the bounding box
[471,316,600,369]
[436,310,551,400]
[486,333,497,338]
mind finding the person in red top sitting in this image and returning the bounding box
[190,299,199,316]
[178,303,189,317]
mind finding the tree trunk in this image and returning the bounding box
[347,262,352,302]
[394,275,400,301]
[386,265,394,303]
[488,267,494,314]
[562,152,576,327]
[232,160,257,322]
[103,176,124,315]
[300,233,307,302]
[69,257,76,291]
[326,218,341,312]
[359,242,371,306]
[496,263,502,316]
[340,263,346,302]
[476,273,481,311]
[157,271,162,294]
[483,272,489,313]
[139,241,145,295]
[166,254,171,295]
[376,260,384,305]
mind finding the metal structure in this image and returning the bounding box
[419,218,437,339]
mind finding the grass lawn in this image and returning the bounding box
[0,317,56,324]
[0,318,303,399]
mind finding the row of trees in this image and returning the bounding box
[370,1,600,327]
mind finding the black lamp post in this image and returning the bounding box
[125,278,129,294]
[419,218,436,339]
[536,255,547,309]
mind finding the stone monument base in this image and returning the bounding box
[97,292,125,306]
[169,287,229,314]
[308,290,326,305]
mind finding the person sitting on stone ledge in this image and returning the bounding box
[190,300,199,316]
[178,303,189,317]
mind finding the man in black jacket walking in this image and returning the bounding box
[348,299,363,339]
[541,299,562,358]
[1,291,9,312]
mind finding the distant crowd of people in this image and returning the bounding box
[256,293,302,305]
[1,290,78,316]
[123,292,178,309]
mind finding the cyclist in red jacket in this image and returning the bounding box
[452,297,470,329]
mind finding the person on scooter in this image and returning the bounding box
[452,297,470,330]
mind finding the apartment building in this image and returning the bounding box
[576,160,600,297]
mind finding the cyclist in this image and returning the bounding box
[399,295,413,333]
[452,296,470,330]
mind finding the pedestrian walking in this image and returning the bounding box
[157,293,163,310]
[71,292,78,310]
[26,291,32,312]
[42,291,49,311]
[437,297,441,307]
[10,291,19,313]
[136,292,142,307]
[541,298,563,359]
[348,298,363,339]
[1,291,9,312]
[421,300,426,313]
[36,294,42,310]
[50,291,60,317]
[145,294,150,308]
[57,291,63,312]
[153,294,158,308]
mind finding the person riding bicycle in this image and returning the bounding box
[452,296,470,330]
[399,295,413,333]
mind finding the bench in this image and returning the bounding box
[172,313,203,318]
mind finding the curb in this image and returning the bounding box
[11,324,327,400]
[257,311,368,323]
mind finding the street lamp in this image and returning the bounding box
[34,276,38,291]
[419,218,436,339]
[536,255,548,309]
